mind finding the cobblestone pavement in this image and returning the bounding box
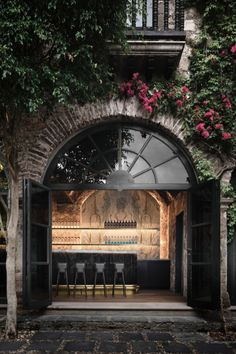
[0,328,236,353]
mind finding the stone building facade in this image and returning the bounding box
[1,3,236,311]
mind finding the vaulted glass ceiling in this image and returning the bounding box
[45,125,195,189]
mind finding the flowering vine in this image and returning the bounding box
[118,69,235,148]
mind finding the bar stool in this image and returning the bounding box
[74,263,87,297]
[112,263,126,297]
[56,262,70,295]
[93,263,107,297]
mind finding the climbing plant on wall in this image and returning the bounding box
[187,0,236,151]
[118,72,234,149]
[118,0,236,152]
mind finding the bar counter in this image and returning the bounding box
[52,250,137,285]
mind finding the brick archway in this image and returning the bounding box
[23,97,194,184]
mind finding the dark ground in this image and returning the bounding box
[1,309,236,353]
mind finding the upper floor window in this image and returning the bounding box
[126,0,184,32]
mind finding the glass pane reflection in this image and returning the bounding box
[122,129,149,152]
[155,158,188,183]
[31,265,49,301]
[192,264,211,303]
[142,137,175,167]
[32,189,49,225]
[31,225,48,262]
[121,151,137,171]
[46,126,191,186]
[134,170,155,183]
[192,225,211,262]
[130,157,150,175]
[92,129,118,151]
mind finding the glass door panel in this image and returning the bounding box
[23,179,51,308]
[188,180,220,309]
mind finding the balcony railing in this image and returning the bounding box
[127,0,184,32]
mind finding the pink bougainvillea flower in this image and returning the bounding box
[215,123,223,129]
[196,123,205,132]
[222,95,232,109]
[144,105,153,113]
[169,83,174,88]
[202,130,210,138]
[168,92,174,97]
[222,132,232,140]
[153,90,162,99]
[181,86,189,93]
[137,79,143,87]
[132,72,140,80]
[119,83,126,93]
[204,109,215,118]
[220,50,226,57]
[202,100,209,106]
[127,89,134,96]
[225,100,232,109]
[176,99,183,107]
[230,43,236,54]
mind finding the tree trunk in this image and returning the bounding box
[5,173,18,337]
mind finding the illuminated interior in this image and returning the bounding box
[52,189,187,261]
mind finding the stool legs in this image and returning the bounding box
[74,270,87,296]
[83,271,88,297]
[93,271,107,297]
[112,271,117,297]
[56,269,70,296]
[93,271,97,297]
[112,270,126,297]
[121,271,126,297]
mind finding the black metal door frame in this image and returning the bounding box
[187,179,221,309]
[23,179,52,309]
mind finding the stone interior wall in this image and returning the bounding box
[168,192,188,295]
[52,190,171,260]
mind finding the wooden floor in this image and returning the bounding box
[53,289,185,303]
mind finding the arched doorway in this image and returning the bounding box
[44,123,197,188]
[23,122,221,310]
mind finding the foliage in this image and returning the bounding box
[0,0,127,116]
[227,201,236,244]
[183,0,236,242]
[191,149,216,182]
[221,182,236,244]
[118,73,234,148]
[187,0,236,151]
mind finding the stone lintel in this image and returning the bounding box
[109,40,185,57]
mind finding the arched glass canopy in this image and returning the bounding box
[44,125,196,189]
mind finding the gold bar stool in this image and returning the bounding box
[56,262,70,296]
[74,263,87,297]
[93,263,107,297]
[112,263,126,297]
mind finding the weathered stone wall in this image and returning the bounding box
[178,7,202,77]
